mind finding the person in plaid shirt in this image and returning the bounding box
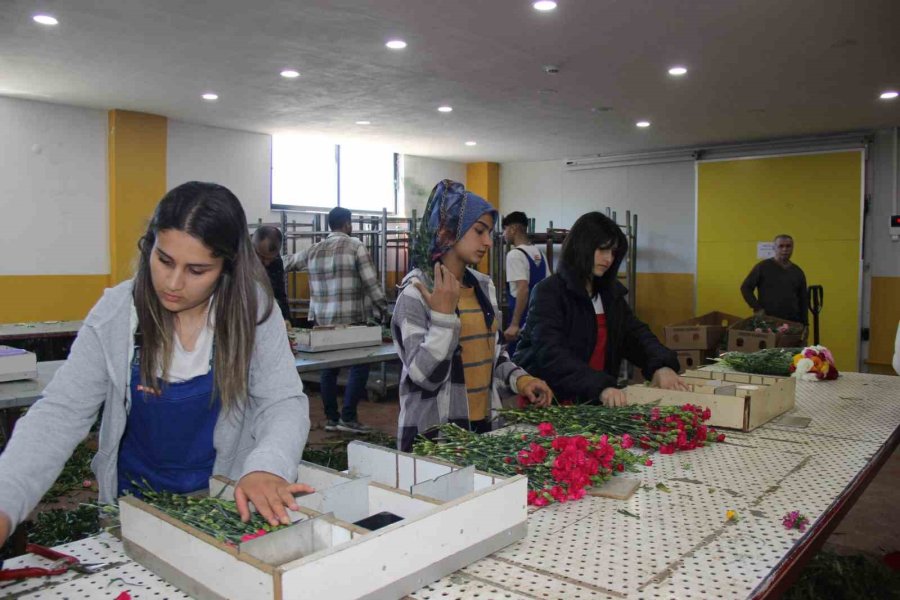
[283,207,388,433]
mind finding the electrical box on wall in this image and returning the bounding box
[891,215,900,239]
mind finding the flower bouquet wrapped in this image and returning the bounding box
[790,345,839,381]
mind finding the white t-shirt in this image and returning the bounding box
[505,244,545,298]
[164,297,215,383]
[167,321,214,382]
[592,294,605,315]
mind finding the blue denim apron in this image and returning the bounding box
[506,248,548,357]
[118,342,220,496]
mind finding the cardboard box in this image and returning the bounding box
[120,442,527,600]
[675,349,716,372]
[625,368,795,432]
[293,325,382,353]
[664,312,742,350]
[727,317,807,353]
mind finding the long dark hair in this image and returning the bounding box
[560,211,627,294]
[133,181,273,411]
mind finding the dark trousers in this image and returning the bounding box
[320,364,370,422]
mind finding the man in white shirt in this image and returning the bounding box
[502,211,548,357]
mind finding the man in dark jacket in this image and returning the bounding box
[514,212,682,405]
[253,226,292,328]
[740,234,808,324]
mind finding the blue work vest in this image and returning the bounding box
[506,248,548,357]
[118,343,220,497]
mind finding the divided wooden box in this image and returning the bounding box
[119,441,528,600]
[664,312,742,351]
[625,368,796,432]
[727,317,806,353]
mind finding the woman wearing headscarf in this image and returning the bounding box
[514,211,686,407]
[392,180,552,452]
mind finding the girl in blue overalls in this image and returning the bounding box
[501,211,548,358]
[0,182,312,546]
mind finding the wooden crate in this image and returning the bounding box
[664,311,742,350]
[727,317,806,353]
[625,369,796,432]
[119,441,528,600]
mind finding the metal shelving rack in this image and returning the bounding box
[249,209,418,322]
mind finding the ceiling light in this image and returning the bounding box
[635,121,651,128]
[385,40,407,50]
[32,14,58,25]
[356,120,371,125]
[668,66,688,76]
[438,106,453,113]
[533,1,558,11]
[280,70,300,78]
[880,90,899,100]
[465,141,477,146]
[202,93,219,101]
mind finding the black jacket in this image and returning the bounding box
[513,261,679,404]
[265,257,291,321]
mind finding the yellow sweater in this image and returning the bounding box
[457,288,496,421]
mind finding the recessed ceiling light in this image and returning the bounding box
[668,66,688,76]
[280,70,300,79]
[438,106,453,113]
[635,121,651,128]
[356,120,372,125]
[385,40,407,50]
[533,1,558,11]
[880,90,899,100]
[32,14,58,25]
[202,93,219,101]
[465,141,477,146]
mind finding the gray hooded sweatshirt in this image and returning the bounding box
[0,280,310,528]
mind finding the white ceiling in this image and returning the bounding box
[1,0,898,162]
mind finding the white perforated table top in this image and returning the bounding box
[3,372,898,600]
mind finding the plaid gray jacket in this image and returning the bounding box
[283,233,388,325]
[392,267,528,451]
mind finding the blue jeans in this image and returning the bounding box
[319,364,370,422]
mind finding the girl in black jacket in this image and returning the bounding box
[514,211,686,406]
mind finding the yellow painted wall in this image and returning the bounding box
[466,162,500,208]
[109,110,168,284]
[697,151,863,371]
[0,275,109,323]
[466,162,500,273]
[868,276,900,366]
[633,273,695,339]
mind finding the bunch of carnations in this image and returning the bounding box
[522,423,642,506]
[629,404,725,455]
[747,316,802,335]
[790,345,839,381]
[413,423,642,506]
[415,403,726,507]
[782,510,810,532]
[98,486,286,545]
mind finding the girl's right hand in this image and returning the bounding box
[414,263,460,315]
[600,387,628,407]
[0,511,10,546]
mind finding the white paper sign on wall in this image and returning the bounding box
[757,242,775,259]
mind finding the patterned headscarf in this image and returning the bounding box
[411,180,497,279]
